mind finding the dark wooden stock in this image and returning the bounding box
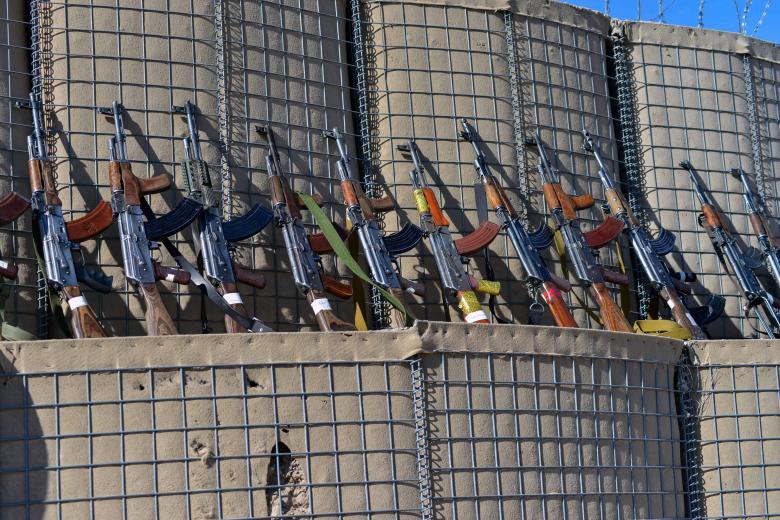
[590,282,632,332]
[233,262,267,289]
[0,191,30,225]
[549,272,572,292]
[309,223,350,254]
[220,281,249,333]
[369,194,395,213]
[138,282,178,336]
[66,200,114,243]
[62,285,107,338]
[153,262,190,285]
[322,274,352,299]
[661,287,706,339]
[0,261,18,279]
[541,280,578,328]
[29,159,61,206]
[307,289,355,332]
[400,277,425,297]
[601,268,629,286]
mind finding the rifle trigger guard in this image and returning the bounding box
[222,204,274,243]
[527,223,555,251]
[454,221,501,257]
[649,227,676,256]
[689,294,725,325]
[144,197,202,240]
[66,200,114,243]
[583,216,624,249]
[0,191,30,226]
[382,222,424,257]
[743,246,764,270]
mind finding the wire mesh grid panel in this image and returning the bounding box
[0,360,421,519]
[511,6,636,329]
[42,0,219,335]
[694,360,780,519]
[421,350,685,520]
[222,0,360,331]
[0,1,35,334]
[364,1,527,324]
[624,23,770,339]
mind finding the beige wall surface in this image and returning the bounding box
[0,321,688,519]
[691,340,780,518]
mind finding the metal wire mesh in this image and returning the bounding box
[0,360,420,519]
[422,350,686,519]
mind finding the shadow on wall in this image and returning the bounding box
[0,352,47,520]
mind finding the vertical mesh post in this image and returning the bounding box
[611,24,652,319]
[350,0,390,329]
[410,357,433,519]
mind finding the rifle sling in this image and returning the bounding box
[298,192,411,327]
[138,198,271,333]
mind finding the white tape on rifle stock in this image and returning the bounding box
[223,292,243,305]
[465,310,488,323]
[165,273,176,282]
[310,298,332,314]
[0,260,8,269]
[67,296,88,310]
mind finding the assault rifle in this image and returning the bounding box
[321,128,424,321]
[173,101,274,333]
[20,92,114,338]
[583,130,709,339]
[100,101,193,336]
[398,139,500,323]
[258,124,355,331]
[525,129,632,332]
[458,119,578,328]
[0,190,30,279]
[681,160,780,337]
[731,167,780,292]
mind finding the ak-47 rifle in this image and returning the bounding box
[100,101,193,336]
[19,92,115,338]
[258,124,355,331]
[731,167,780,292]
[398,139,501,323]
[583,130,713,339]
[525,129,632,332]
[172,101,274,333]
[0,189,30,279]
[458,119,578,328]
[321,128,424,323]
[681,160,780,337]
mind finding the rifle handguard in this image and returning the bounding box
[139,173,173,195]
[468,276,500,296]
[144,197,202,241]
[549,272,573,292]
[571,193,595,210]
[153,262,191,285]
[583,216,624,249]
[233,262,267,289]
[454,221,501,257]
[221,204,274,243]
[0,260,18,280]
[322,273,352,299]
[309,222,350,255]
[66,200,114,243]
[601,268,629,286]
[0,191,30,226]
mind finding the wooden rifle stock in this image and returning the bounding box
[482,177,516,213]
[220,281,250,333]
[153,262,190,285]
[138,282,178,336]
[62,285,107,338]
[540,281,578,328]
[307,289,356,332]
[590,282,632,332]
[233,262,267,289]
[662,287,706,339]
[543,183,594,221]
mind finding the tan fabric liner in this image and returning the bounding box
[690,339,780,365]
[1,321,682,374]
[622,20,780,64]
[374,0,610,33]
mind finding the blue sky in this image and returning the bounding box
[564,0,778,43]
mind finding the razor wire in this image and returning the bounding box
[612,24,653,320]
[350,0,390,330]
